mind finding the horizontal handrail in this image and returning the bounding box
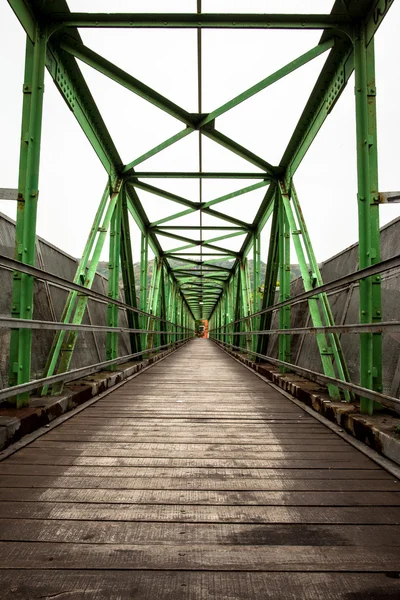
[211,252,400,328]
[0,338,192,402]
[0,254,188,329]
[210,321,400,335]
[0,316,192,335]
[211,338,400,414]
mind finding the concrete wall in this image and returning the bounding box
[0,211,131,389]
[267,216,400,397]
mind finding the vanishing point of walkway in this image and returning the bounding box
[0,340,399,598]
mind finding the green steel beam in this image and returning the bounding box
[50,13,352,30]
[150,207,198,227]
[120,188,141,356]
[40,182,110,396]
[201,128,276,175]
[59,37,195,126]
[257,191,280,357]
[128,172,268,179]
[203,207,251,229]
[139,231,149,349]
[7,0,35,41]
[9,29,46,406]
[59,39,280,177]
[281,43,354,179]
[7,0,395,401]
[155,230,200,246]
[354,26,383,414]
[128,181,198,209]
[106,189,123,366]
[123,128,194,171]
[278,194,291,371]
[202,181,268,210]
[252,232,261,349]
[46,43,121,177]
[199,39,335,127]
[156,226,246,231]
[365,0,395,44]
[279,181,343,399]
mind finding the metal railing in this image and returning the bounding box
[209,253,400,415]
[0,253,194,402]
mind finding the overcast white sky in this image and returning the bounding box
[1,0,400,265]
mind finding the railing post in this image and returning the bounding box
[278,191,291,371]
[9,31,47,406]
[354,26,383,415]
[257,189,279,358]
[252,233,261,352]
[120,187,141,356]
[106,192,123,367]
[140,232,149,351]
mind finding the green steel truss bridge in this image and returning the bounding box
[1,1,400,594]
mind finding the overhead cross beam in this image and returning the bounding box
[49,13,352,30]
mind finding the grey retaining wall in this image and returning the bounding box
[0,211,131,390]
[267,216,400,397]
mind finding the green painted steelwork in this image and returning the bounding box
[9,29,46,407]
[5,0,394,416]
[106,190,123,367]
[278,194,291,372]
[354,28,383,414]
[120,189,141,357]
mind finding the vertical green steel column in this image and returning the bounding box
[120,188,141,355]
[9,31,47,406]
[170,286,177,344]
[233,268,241,349]
[278,194,291,371]
[224,286,229,346]
[106,193,123,366]
[139,232,149,350]
[180,300,184,343]
[165,276,171,346]
[240,259,252,354]
[354,28,383,415]
[147,257,162,353]
[257,190,279,357]
[145,257,157,352]
[159,268,167,347]
[174,295,179,346]
[252,233,261,352]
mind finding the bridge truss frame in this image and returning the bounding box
[2,0,398,415]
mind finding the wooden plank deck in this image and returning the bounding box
[0,339,399,599]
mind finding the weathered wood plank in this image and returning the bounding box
[0,541,399,571]
[0,570,399,600]
[5,452,367,467]
[0,502,399,524]
[0,460,377,477]
[0,474,393,490]
[0,339,399,597]
[0,488,398,506]
[1,519,399,546]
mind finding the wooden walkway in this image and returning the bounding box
[0,339,399,599]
